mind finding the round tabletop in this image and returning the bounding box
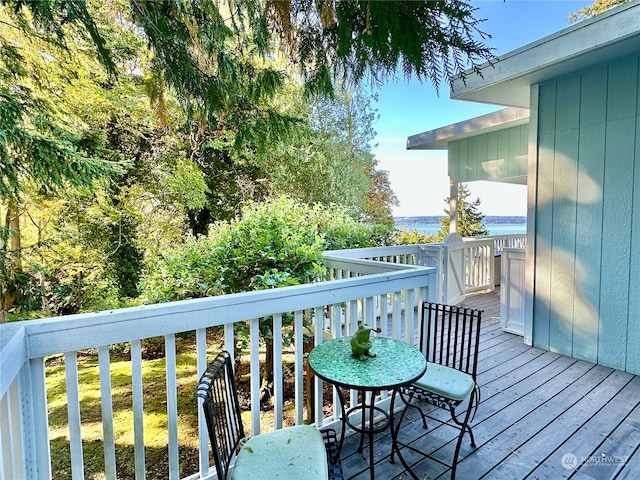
[308,337,427,390]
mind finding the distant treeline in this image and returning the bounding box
[394,215,526,226]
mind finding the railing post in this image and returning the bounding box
[27,357,51,479]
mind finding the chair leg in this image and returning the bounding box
[389,390,425,463]
[450,389,478,479]
[321,429,344,480]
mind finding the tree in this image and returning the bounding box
[365,166,398,226]
[2,0,495,321]
[0,4,125,203]
[0,1,138,321]
[265,83,389,220]
[7,0,494,143]
[436,184,488,241]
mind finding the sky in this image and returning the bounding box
[372,0,590,217]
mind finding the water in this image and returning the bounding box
[398,223,526,236]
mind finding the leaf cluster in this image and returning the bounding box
[0,2,128,202]
[139,196,324,303]
[568,0,631,22]
[324,1,494,92]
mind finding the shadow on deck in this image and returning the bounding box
[338,289,640,480]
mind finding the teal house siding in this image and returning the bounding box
[408,3,640,375]
[447,124,527,182]
[533,54,640,374]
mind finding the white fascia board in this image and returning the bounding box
[407,106,529,150]
[451,1,640,107]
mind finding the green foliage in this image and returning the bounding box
[569,0,631,22]
[318,209,395,250]
[392,229,437,245]
[0,3,127,203]
[265,84,390,222]
[209,199,326,293]
[139,196,395,303]
[140,197,322,303]
[326,1,494,93]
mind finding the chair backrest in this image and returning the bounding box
[194,351,245,480]
[419,302,483,381]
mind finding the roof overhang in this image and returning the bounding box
[450,1,640,107]
[407,107,529,150]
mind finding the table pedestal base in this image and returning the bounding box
[333,388,421,480]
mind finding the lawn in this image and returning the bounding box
[45,334,308,479]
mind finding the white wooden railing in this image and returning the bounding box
[327,234,527,303]
[0,235,525,480]
[491,234,527,254]
[0,256,436,480]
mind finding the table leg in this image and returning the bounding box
[371,392,379,480]
[335,388,389,480]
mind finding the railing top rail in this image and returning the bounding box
[323,256,423,273]
[324,244,425,258]
[0,324,27,398]
[462,233,526,240]
[4,266,435,359]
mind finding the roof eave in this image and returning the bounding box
[450,1,640,107]
[407,107,529,150]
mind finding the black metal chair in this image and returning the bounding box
[194,351,343,480]
[392,302,483,479]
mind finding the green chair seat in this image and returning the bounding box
[413,362,475,401]
[230,424,328,479]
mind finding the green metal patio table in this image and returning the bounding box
[308,336,427,480]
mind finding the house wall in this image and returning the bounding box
[533,53,640,375]
[448,124,528,182]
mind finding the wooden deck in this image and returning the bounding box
[338,289,640,480]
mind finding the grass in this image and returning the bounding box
[45,335,308,480]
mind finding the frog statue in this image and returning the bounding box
[350,324,382,361]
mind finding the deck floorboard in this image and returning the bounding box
[337,289,640,480]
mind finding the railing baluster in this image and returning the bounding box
[313,307,325,427]
[392,291,402,340]
[195,328,209,476]
[364,296,374,328]
[224,324,235,364]
[64,351,84,480]
[329,303,341,338]
[347,301,359,409]
[294,310,304,425]
[273,313,283,430]
[328,304,343,420]
[98,346,116,480]
[27,357,51,479]
[0,386,9,477]
[249,318,261,436]
[379,293,388,338]
[405,288,416,345]
[165,334,179,479]
[130,339,145,480]
[0,378,23,478]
